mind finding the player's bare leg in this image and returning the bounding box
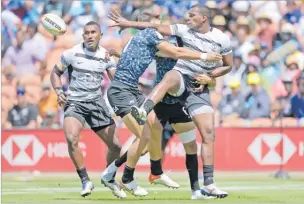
[142,111,179,189]
[172,122,213,200]
[64,117,94,197]
[192,112,228,198]
[108,113,148,196]
[131,70,182,123]
[95,124,121,165]
[96,123,126,198]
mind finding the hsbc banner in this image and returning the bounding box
[1,128,304,172]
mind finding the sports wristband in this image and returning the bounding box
[200,53,207,61]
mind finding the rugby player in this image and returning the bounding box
[108,4,232,198]
[102,12,220,199]
[50,21,126,198]
[102,11,222,197]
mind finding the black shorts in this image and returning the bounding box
[107,80,145,118]
[64,97,114,131]
[154,102,192,127]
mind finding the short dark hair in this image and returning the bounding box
[136,12,154,22]
[191,4,211,23]
[84,21,101,30]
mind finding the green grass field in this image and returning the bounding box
[2,172,304,204]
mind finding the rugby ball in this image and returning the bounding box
[40,13,67,36]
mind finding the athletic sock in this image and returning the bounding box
[105,163,117,183]
[203,164,214,186]
[150,159,163,176]
[143,99,155,114]
[77,167,90,184]
[186,154,200,191]
[121,166,135,184]
[115,151,128,167]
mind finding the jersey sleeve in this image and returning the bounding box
[146,29,164,47]
[220,34,232,55]
[105,57,116,70]
[59,48,73,72]
[170,24,189,37]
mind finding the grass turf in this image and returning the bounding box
[2,172,304,204]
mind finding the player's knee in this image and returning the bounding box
[108,142,121,154]
[201,126,214,143]
[163,71,179,86]
[183,140,197,154]
[65,133,79,150]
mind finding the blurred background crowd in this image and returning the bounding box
[1,0,304,129]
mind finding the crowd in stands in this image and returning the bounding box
[2,0,304,129]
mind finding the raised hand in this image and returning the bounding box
[108,10,129,28]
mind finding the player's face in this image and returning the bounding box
[83,25,102,50]
[187,7,207,30]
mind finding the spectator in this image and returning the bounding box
[5,85,38,129]
[2,65,18,87]
[283,0,302,25]
[26,22,47,55]
[218,78,245,118]
[222,52,246,92]
[2,29,46,76]
[162,0,196,22]
[290,72,304,119]
[255,13,276,50]
[240,72,271,119]
[64,0,100,41]
[272,22,299,50]
[1,8,23,56]
[2,0,304,128]
[212,15,227,33]
[231,1,251,20]
[250,1,285,23]
[38,82,59,120]
[276,76,294,117]
[41,0,72,18]
[205,1,219,19]
[234,26,255,63]
[4,0,40,26]
[41,110,60,129]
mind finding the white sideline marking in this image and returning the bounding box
[2,184,304,195]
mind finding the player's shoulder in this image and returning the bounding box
[63,43,82,55]
[210,27,231,44]
[143,28,164,39]
[142,27,158,35]
[97,45,107,55]
[211,27,229,38]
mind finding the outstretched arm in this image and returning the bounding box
[109,11,172,36]
[157,41,222,61]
